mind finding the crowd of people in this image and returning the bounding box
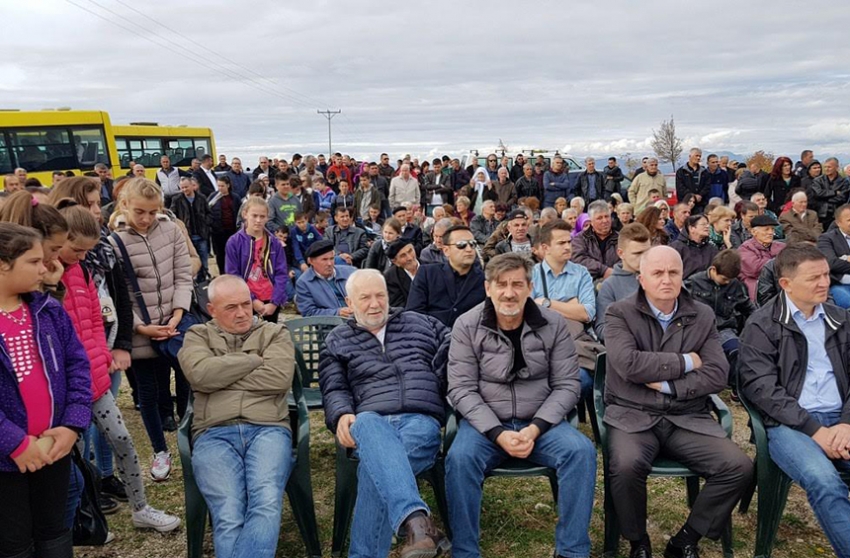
[0,145,849,558]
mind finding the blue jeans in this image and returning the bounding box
[446,418,597,558]
[193,424,293,558]
[579,368,593,403]
[768,411,850,558]
[348,412,441,558]
[830,285,850,309]
[191,234,210,282]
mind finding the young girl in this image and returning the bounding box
[110,178,193,482]
[0,223,92,558]
[226,197,289,323]
[58,206,180,532]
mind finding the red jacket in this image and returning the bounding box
[62,262,112,401]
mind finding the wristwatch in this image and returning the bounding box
[541,298,551,308]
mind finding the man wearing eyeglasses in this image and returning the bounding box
[406,225,485,327]
[485,154,499,181]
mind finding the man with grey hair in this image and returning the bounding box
[156,154,188,206]
[172,176,211,282]
[676,147,709,214]
[779,190,822,242]
[226,157,251,199]
[446,253,596,558]
[420,218,452,264]
[320,269,452,558]
[389,163,420,209]
[470,200,499,245]
[94,162,114,205]
[178,275,296,558]
[299,155,324,186]
[132,163,146,178]
[572,199,621,280]
[577,156,606,203]
[628,157,666,212]
[810,157,850,226]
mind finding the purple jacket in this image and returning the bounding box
[0,291,93,472]
[225,228,289,306]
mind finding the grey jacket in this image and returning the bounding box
[603,288,729,438]
[448,299,580,440]
[595,263,640,342]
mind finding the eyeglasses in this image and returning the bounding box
[487,159,497,163]
[448,240,478,250]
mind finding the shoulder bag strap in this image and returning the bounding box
[110,232,151,325]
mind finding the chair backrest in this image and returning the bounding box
[286,316,346,386]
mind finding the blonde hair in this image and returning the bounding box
[708,205,736,224]
[241,196,270,217]
[59,205,100,240]
[121,177,162,203]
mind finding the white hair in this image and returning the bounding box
[791,191,808,202]
[587,200,610,218]
[585,157,595,164]
[562,208,578,219]
[208,274,249,303]
[346,269,387,298]
[689,147,702,156]
[646,157,659,164]
[481,200,495,210]
[540,207,558,220]
[571,196,586,210]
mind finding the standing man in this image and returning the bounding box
[389,164,421,209]
[178,275,295,558]
[226,157,251,199]
[300,156,324,187]
[739,244,850,558]
[628,157,666,212]
[172,177,211,282]
[423,158,454,214]
[214,154,231,173]
[604,246,752,558]
[604,157,625,201]
[155,155,187,207]
[510,154,526,182]
[703,154,729,204]
[577,157,606,203]
[252,156,274,181]
[94,162,114,206]
[446,253,597,558]
[810,157,850,227]
[676,148,708,214]
[406,225,485,328]
[2,174,22,193]
[516,162,542,201]
[267,174,303,233]
[193,154,218,197]
[543,156,572,208]
[794,149,814,177]
[377,153,395,180]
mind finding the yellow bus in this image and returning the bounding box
[0,109,215,186]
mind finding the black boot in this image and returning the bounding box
[33,531,73,558]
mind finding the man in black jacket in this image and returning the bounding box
[192,154,218,197]
[323,206,369,268]
[604,157,625,200]
[319,269,451,558]
[172,177,211,282]
[384,239,419,308]
[676,148,709,214]
[739,244,850,558]
[817,204,850,308]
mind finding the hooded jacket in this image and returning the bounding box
[225,229,289,307]
[595,263,640,342]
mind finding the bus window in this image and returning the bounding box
[70,127,109,168]
[193,138,209,160]
[8,128,76,172]
[116,137,163,168]
[0,135,11,174]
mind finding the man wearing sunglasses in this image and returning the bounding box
[406,225,485,327]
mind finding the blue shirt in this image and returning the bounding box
[587,174,597,200]
[786,294,843,413]
[531,259,596,321]
[645,299,694,395]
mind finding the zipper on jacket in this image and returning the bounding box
[33,304,57,428]
[138,233,165,323]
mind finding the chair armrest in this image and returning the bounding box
[709,394,733,438]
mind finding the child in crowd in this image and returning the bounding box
[226,197,289,323]
[314,210,330,236]
[290,211,323,273]
[0,223,92,558]
[58,205,180,532]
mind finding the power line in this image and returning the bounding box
[317,110,341,157]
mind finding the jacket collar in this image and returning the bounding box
[481,297,548,332]
[772,291,845,332]
[347,307,405,333]
[634,287,698,321]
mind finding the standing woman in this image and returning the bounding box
[0,223,92,558]
[208,175,242,276]
[110,178,193,482]
[225,197,289,324]
[764,156,801,215]
[801,159,822,194]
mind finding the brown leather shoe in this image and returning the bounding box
[399,514,451,558]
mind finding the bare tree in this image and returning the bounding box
[652,116,683,171]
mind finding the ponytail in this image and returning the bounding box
[0,191,68,238]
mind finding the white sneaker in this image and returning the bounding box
[132,505,181,533]
[104,532,115,544]
[150,451,172,481]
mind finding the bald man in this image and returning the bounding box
[603,246,752,558]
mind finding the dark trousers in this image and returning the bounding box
[134,356,189,454]
[210,231,235,276]
[607,419,753,541]
[0,456,71,556]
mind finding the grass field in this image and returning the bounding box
[71,381,839,558]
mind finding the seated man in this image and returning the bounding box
[739,244,850,558]
[420,218,451,265]
[324,206,370,268]
[319,270,451,558]
[572,199,621,280]
[178,275,295,558]
[531,220,597,400]
[604,246,753,558]
[816,203,850,309]
[406,225,486,327]
[393,205,425,255]
[295,239,357,317]
[384,238,419,308]
[446,253,597,558]
[494,209,534,257]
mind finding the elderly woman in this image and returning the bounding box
[454,195,475,226]
[654,199,670,222]
[554,196,568,216]
[615,202,634,231]
[636,206,669,246]
[739,214,786,301]
[671,214,719,278]
[708,205,737,249]
[561,208,579,231]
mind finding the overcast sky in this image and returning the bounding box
[3,0,849,165]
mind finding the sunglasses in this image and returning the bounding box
[448,240,478,250]
[487,159,497,163]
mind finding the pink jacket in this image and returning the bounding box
[739,238,786,301]
[62,262,112,401]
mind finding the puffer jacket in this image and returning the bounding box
[739,238,785,301]
[225,229,289,307]
[62,262,112,401]
[178,319,294,438]
[319,309,450,431]
[110,218,193,359]
[685,270,755,332]
[0,291,92,472]
[739,294,850,435]
[448,299,580,438]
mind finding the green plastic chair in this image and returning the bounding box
[286,316,346,409]
[594,352,734,558]
[738,391,850,558]
[178,370,322,558]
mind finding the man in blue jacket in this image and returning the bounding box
[320,269,451,558]
[406,225,486,327]
[543,156,573,208]
[294,240,356,317]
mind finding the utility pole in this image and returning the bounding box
[317,109,341,156]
